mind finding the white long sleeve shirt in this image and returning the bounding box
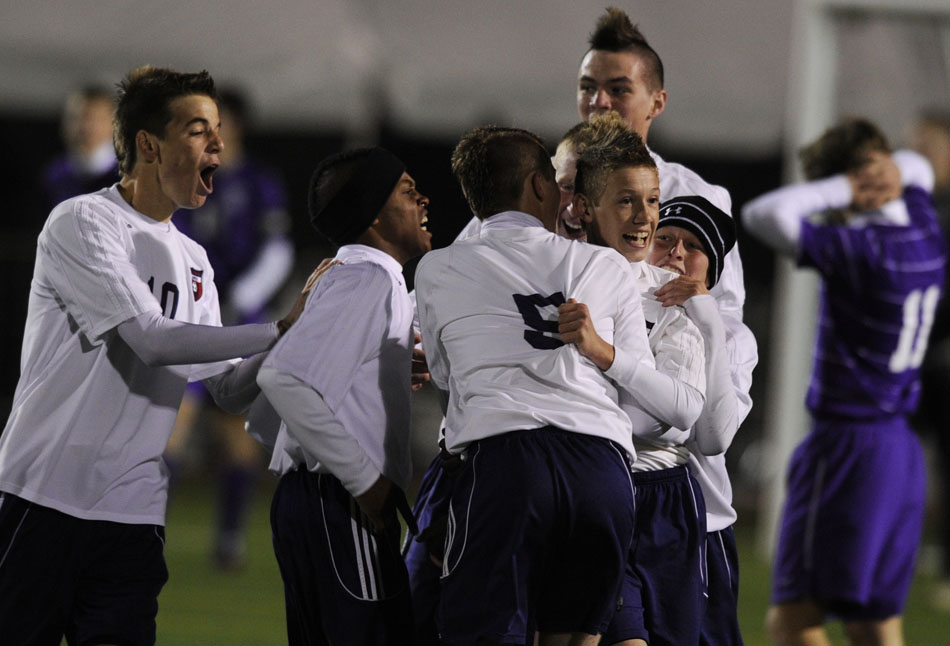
[259,245,414,496]
[0,185,238,525]
[416,211,652,460]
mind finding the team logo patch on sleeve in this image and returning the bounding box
[191,268,203,301]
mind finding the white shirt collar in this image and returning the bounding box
[335,244,405,286]
[481,211,545,231]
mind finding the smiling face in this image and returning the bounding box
[553,144,585,241]
[577,49,666,142]
[152,94,223,212]
[648,225,711,286]
[579,165,660,262]
[373,172,431,264]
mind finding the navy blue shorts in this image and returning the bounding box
[438,427,635,645]
[701,526,743,646]
[772,417,925,620]
[603,465,707,646]
[402,453,450,646]
[0,493,168,646]
[270,470,412,645]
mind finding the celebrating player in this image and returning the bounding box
[415,126,651,646]
[577,7,745,318]
[258,147,429,645]
[649,197,757,646]
[0,66,311,645]
[565,115,709,646]
[743,118,946,646]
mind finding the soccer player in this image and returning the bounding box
[415,126,649,646]
[167,86,295,569]
[40,85,119,211]
[576,7,745,318]
[0,65,310,645]
[648,197,757,646]
[258,147,430,645]
[566,117,710,646]
[742,118,946,646]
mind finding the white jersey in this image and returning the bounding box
[686,312,757,531]
[415,211,654,459]
[0,184,227,525]
[626,262,706,471]
[651,150,746,319]
[263,245,414,492]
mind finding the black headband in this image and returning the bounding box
[309,147,406,246]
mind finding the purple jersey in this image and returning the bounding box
[41,156,119,210]
[798,185,947,419]
[173,159,289,294]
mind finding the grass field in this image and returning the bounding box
[157,475,950,645]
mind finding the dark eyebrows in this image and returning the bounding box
[579,75,634,86]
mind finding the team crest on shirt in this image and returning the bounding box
[191,268,203,301]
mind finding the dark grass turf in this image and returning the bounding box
[154,475,949,645]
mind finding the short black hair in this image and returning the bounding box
[451,126,553,220]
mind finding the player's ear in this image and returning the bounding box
[573,193,593,223]
[529,170,547,202]
[647,89,668,121]
[137,130,159,163]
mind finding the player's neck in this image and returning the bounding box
[117,175,175,223]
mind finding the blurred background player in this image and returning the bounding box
[743,118,946,646]
[40,85,119,210]
[907,109,950,611]
[576,7,745,318]
[165,87,295,569]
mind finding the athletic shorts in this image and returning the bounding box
[270,470,412,646]
[603,465,707,646]
[0,493,168,646]
[700,526,743,646]
[772,416,925,620]
[403,453,451,646]
[437,427,636,645]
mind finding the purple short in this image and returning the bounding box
[437,427,635,645]
[403,454,449,646]
[603,465,708,646]
[772,416,925,620]
[701,526,743,646]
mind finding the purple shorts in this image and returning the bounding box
[701,526,743,646]
[437,427,635,645]
[270,470,412,645]
[772,416,925,620]
[603,465,707,646]
[403,454,449,646]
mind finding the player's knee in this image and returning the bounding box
[843,617,903,646]
[766,602,826,645]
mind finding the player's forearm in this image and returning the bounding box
[257,366,380,497]
[893,149,935,192]
[684,295,739,455]
[608,355,705,434]
[741,176,851,255]
[202,352,267,414]
[116,310,278,366]
[229,238,295,316]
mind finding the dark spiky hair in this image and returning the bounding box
[588,7,664,90]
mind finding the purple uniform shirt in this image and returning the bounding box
[798,185,947,420]
[173,159,289,297]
